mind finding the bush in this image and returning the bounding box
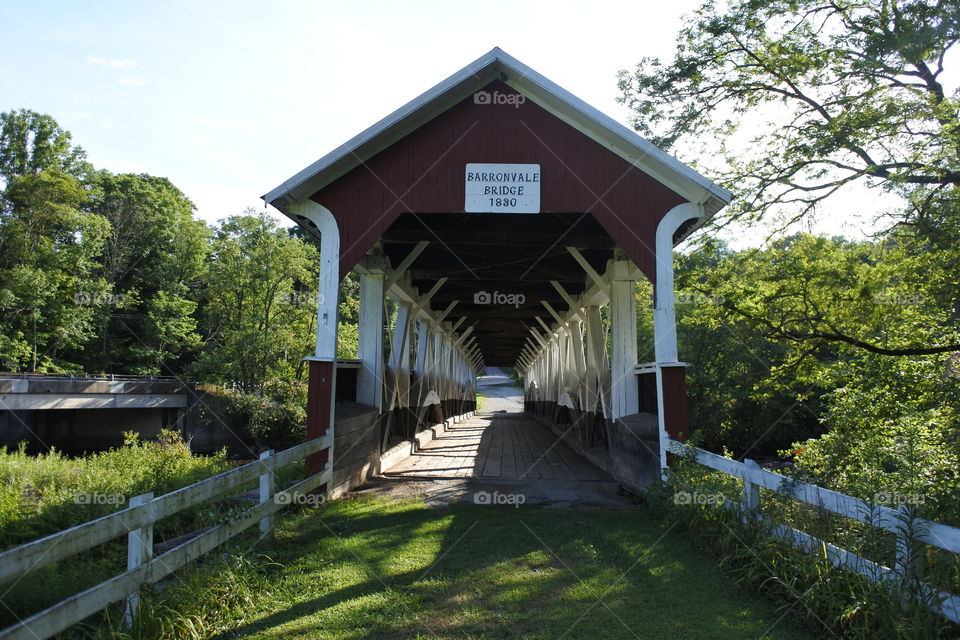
[219,380,308,450]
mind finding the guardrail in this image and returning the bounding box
[0,433,334,640]
[0,373,183,381]
[667,439,960,624]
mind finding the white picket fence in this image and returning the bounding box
[0,433,333,640]
[667,439,960,623]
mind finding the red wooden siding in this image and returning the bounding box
[661,366,689,441]
[309,80,686,282]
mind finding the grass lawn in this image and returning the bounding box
[222,496,815,639]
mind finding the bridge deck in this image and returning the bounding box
[382,412,607,481]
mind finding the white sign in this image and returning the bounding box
[465,163,540,213]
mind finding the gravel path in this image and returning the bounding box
[476,366,523,413]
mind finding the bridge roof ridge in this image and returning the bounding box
[262,46,731,215]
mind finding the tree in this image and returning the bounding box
[671,234,960,521]
[77,172,209,374]
[189,212,323,444]
[191,212,319,389]
[0,169,110,371]
[671,240,828,455]
[678,233,960,356]
[0,110,91,184]
[0,110,110,371]
[617,0,960,229]
[618,0,960,360]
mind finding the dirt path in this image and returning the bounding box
[476,366,523,413]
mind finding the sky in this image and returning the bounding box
[0,0,898,242]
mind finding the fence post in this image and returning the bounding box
[124,492,154,628]
[259,450,276,540]
[742,459,761,515]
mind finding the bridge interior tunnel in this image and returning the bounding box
[382,211,616,368]
[291,200,698,491]
[373,209,646,475]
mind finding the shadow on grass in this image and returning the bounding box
[217,497,815,640]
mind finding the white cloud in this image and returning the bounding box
[86,57,138,71]
[117,77,145,86]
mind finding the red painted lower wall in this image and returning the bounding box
[660,366,689,442]
[306,359,334,475]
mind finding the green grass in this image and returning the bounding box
[0,431,236,549]
[0,431,282,630]
[202,496,814,640]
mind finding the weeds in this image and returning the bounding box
[652,451,960,639]
[63,552,284,640]
[0,431,256,631]
[0,430,233,549]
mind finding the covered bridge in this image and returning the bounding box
[262,47,730,493]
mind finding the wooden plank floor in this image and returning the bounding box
[381,412,607,481]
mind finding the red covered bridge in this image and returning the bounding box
[262,47,731,492]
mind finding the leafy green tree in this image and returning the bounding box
[618,1,960,499]
[189,212,320,442]
[191,211,320,391]
[669,240,827,455]
[0,169,110,371]
[672,234,960,522]
[76,172,209,374]
[0,109,91,184]
[680,234,960,357]
[336,272,360,360]
[791,349,960,524]
[617,0,960,229]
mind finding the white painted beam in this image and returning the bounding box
[610,260,639,419]
[385,240,429,290]
[357,270,385,409]
[540,300,565,325]
[534,315,554,336]
[549,280,583,321]
[566,246,608,293]
[289,200,340,361]
[654,202,704,364]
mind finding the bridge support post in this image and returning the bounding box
[653,202,705,472]
[583,305,611,436]
[357,266,385,411]
[610,258,639,420]
[411,319,431,427]
[293,200,339,478]
[387,301,413,436]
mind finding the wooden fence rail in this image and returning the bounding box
[0,432,333,640]
[667,439,960,624]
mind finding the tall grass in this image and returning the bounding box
[647,453,960,639]
[0,431,247,631]
[87,553,284,640]
[0,430,233,549]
